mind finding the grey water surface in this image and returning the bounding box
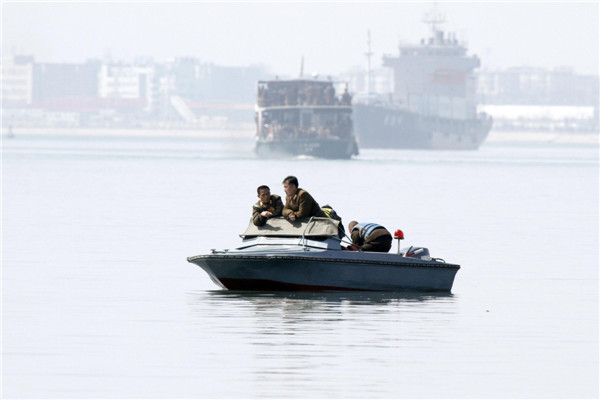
[2,134,598,398]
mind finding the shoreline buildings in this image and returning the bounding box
[2,55,267,129]
[2,54,598,134]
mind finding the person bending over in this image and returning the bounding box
[348,221,392,252]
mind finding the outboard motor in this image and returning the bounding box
[401,246,431,261]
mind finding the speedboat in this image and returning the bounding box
[187,217,460,292]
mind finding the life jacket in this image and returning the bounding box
[354,222,383,240]
[321,205,340,220]
[322,204,345,237]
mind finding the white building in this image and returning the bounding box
[1,55,34,107]
[98,63,155,110]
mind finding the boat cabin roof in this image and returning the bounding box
[258,78,335,85]
[257,79,343,90]
[241,217,340,238]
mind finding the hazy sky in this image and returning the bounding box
[2,1,599,76]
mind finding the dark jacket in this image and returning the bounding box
[252,194,284,226]
[282,188,325,220]
[350,223,392,252]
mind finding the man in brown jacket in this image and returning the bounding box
[252,185,284,226]
[348,221,392,252]
[281,176,325,222]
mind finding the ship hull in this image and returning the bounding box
[189,254,459,292]
[353,104,492,150]
[255,137,359,159]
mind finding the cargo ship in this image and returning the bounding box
[254,78,359,159]
[353,11,492,150]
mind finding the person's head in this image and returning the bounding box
[257,185,271,203]
[282,176,299,196]
[348,221,358,231]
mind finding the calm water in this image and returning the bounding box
[2,133,598,398]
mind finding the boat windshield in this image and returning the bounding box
[241,217,340,238]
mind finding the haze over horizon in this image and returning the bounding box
[2,1,599,76]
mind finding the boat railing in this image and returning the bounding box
[300,217,313,250]
[301,217,342,250]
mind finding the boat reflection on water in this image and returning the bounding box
[201,289,455,305]
[187,289,457,321]
[185,287,459,398]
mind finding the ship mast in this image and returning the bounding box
[422,3,446,42]
[365,30,373,104]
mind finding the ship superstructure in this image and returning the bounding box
[353,10,492,150]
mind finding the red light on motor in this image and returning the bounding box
[394,229,404,240]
